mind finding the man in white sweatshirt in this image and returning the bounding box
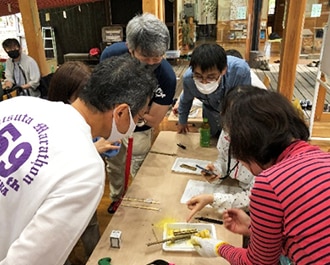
[0,55,156,265]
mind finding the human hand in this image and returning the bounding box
[223,208,251,236]
[186,194,214,222]
[4,81,13,89]
[172,101,179,115]
[191,236,227,257]
[94,137,121,155]
[201,164,220,183]
[177,124,189,134]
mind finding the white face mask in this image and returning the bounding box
[107,107,136,142]
[194,75,221,95]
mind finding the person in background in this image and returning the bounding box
[47,61,90,104]
[47,61,119,264]
[191,86,330,264]
[176,43,251,137]
[2,38,40,97]
[0,55,157,265]
[100,13,177,214]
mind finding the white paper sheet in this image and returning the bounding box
[180,179,242,204]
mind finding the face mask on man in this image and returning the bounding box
[142,62,161,72]
[7,50,20,59]
[107,107,136,142]
[131,51,162,72]
[194,75,221,95]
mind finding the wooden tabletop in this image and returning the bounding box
[86,131,242,265]
[167,107,203,124]
[149,131,217,156]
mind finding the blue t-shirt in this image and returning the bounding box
[100,42,177,132]
[178,55,251,136]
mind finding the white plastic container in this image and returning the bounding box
[162,222,217,252]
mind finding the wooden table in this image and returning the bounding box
[149,131,217,156]
[86,132,242,265]
[167,97,203,125]
[167,107,203,125]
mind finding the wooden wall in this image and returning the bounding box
[38,0,175,64]
[110,0,175,50]
[39,1,108,64]
[110,0,142,26]
[165,0,175,50]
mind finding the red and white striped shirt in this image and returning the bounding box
[220,140,330,264]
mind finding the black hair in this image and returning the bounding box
[189,44,227,72]
[221,85,309,165]
[79,54,156,116]
[225,49,243,59]
[2,38,20,50]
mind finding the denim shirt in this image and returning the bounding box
[178,55,251,136]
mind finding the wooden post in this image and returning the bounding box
[158,0,164,22]
[244,0,254,60]
[18,0,49,76]
[143,0,165,21]
[277,0,307,100]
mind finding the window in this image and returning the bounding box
[268,0,276,15]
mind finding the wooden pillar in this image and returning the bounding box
[244,0,254,60]
[142,0,165,21]
[277,0,307,100]
[158,0,164,22]
[18,0,49,76]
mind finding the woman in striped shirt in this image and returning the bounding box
[191,86,330,264]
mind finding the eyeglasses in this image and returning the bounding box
[193,74,220,83]
[136,112,146,127]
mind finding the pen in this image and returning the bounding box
[177,143,186,149]
[195,165,216,176]
[195,216,223,225]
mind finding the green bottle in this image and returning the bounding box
[200,118,210,147]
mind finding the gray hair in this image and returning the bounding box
[126,13,170,57]
[78,54,156,116]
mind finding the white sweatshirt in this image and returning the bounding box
[0,97,105,265]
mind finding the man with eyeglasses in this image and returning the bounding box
[0,55,156,265]
[100,13,176,214]
[177,43,251,137]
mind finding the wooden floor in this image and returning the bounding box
[252,63,330,104]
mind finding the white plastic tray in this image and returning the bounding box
[171,157,211,175]
[162,222,216,252]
